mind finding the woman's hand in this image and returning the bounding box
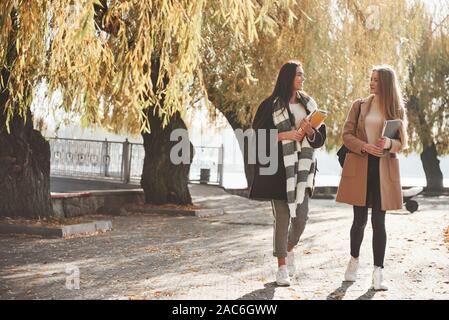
[376,137,391,150]
[362,143,384,157]
[278,130,303,142]
[299,118,315,138]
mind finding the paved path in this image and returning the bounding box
[50,176,139,192]
[0,184,448,300]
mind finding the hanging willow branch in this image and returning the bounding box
[0,0,295,134]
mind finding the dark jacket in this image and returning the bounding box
[248,96,327,201]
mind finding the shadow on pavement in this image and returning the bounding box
[236,282,277,300]
[356,289,377,300]
[326,281,354,300]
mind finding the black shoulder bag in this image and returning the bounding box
[337,99,362,167]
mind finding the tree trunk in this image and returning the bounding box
[0,8,53,219]
[420,142,444,192]
[0,110,53,218]
[140,111,194,205]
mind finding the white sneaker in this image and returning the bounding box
[287,251,296,277]
[344,256,359,282]
[276,265,291,286]
[371,266,388,291]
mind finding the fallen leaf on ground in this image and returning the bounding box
[145,247,160,254]
[152,290,175,298]
[443,226,449,252]
[303,248,320,255]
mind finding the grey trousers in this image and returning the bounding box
[271,194,309,258]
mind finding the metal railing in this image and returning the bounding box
[48,137,224,185]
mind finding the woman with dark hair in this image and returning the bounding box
[336,65,408,290]
[249,61,327,286]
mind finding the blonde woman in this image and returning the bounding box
[336,65,408,290]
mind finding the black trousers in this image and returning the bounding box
[350,155,387,268]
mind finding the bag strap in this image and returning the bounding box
[353,99,363,134]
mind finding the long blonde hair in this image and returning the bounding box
[372,65,408,148]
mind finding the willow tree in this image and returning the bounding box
[406,14,449,191]
[83,0,293,205]
[201,0,302,183]
[326,0,425,146]
[0,0,295,217]
[0,4,53,218]
[202,0,425,185]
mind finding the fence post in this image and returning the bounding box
[218,144,224,186]
[122,139,131,183]
[103,138,110,177]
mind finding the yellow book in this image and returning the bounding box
[308,109,328,128]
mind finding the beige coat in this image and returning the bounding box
[336,95,407,211]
